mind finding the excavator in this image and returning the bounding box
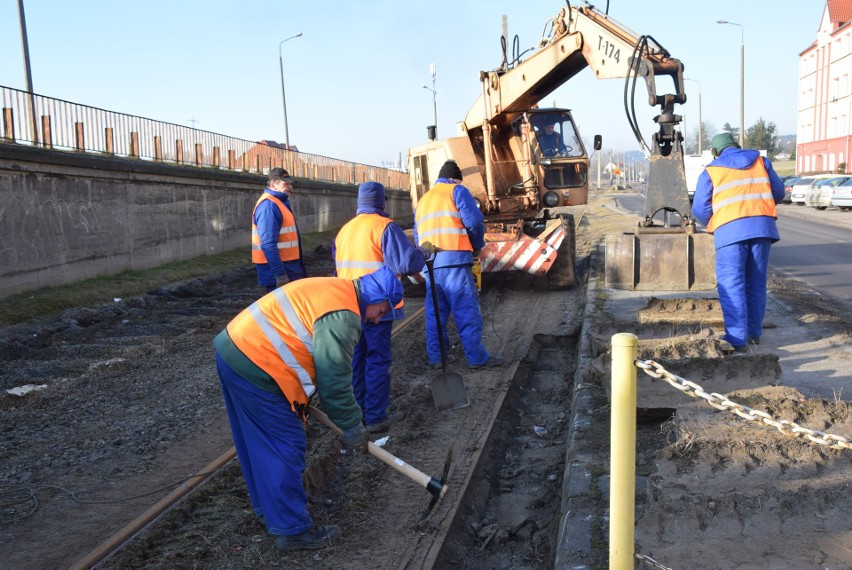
[408,2,714,290]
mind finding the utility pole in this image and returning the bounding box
[422,63,437,140]
[17,0,38,144]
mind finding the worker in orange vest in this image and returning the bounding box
[251,167,308,292]
[213,266,403,551]
[692,133,785,353]
[413,160,504,370]
[332,181,434,433]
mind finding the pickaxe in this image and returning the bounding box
[307,406,451,526]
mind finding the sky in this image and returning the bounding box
[0,1,823,168]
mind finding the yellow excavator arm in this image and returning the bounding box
[464,4,691,222]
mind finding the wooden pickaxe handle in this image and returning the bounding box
[308,406,448,500]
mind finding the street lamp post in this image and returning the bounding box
[717,20,744,147]
[422,63,437,140]
[684,77,703,154]
[278,32,302,150]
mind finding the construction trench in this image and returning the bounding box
[1,197,851,569]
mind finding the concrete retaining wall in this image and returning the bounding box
[0,144,412,299]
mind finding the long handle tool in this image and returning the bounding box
[424,257,470,411]
[308,406,451,525]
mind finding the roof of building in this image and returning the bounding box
[828,0,852,28]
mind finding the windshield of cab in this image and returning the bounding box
[531,113,584,159]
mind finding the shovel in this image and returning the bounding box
[424,257,469,411]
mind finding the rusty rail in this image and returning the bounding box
[0,84,408,190]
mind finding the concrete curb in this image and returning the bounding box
[554,238,606,569]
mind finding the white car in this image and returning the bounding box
[806,176,852,209]
[830,177,852,210]
[790,174,836,205]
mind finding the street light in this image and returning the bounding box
[422,63,437,140]
[684,77,703,154]
[717,20,744,147]
[278,32,303,150]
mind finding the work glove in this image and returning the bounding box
[341,423,368,451]
[275,274,290,288]
[419,241,438,258]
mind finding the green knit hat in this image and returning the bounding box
[710,132,738,155]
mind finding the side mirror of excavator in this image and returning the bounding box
[594,135,602,150]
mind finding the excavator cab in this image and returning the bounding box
[525,109,590,207]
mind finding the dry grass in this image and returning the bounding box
[0,229,338,327]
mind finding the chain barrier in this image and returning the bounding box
[635,359,852,451]
[635,553,674,570]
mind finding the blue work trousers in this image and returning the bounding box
[715,238,772,347]
[424,264,489,366]
[216,352,311,536]
[351,320,393,425]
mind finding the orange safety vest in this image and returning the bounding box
[335,214,404,310]
[225,277,360,414]
[414,182,473,252]
[705,160,777,233]
[251,193,300,263]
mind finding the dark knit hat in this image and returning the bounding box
[438,160,463,181]
[710,133,738,155]
[359,266,403,313]
[357,181,386,210]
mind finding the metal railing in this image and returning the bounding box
[0,84,409,190]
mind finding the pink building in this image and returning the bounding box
[797,0,852,174]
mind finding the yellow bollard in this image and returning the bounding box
[609,333,638,569]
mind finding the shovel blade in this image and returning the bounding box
[430,371,469,412]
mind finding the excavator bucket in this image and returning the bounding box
[605,147,716,291]
[604,229,715,290]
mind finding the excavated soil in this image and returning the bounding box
[1,194,851,569]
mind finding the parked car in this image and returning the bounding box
[782,176,800,204]
[790,174,838,205]
[806,176,852,209]
[789,176,817,205]
[830,177,852,210]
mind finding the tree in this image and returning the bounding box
[684,121,713,155]
[722,122,739,141]
[745,117,779,159]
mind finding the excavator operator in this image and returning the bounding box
[538,122,566,157]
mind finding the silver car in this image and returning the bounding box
[830,177,852,210]
[806,176,852,209]
[790,174,834,205]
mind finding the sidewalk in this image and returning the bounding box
[555,235,852,568]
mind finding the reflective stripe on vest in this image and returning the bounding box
[251,193,300,263]
[414,182,473,251]
[705,160,777,233]
[335,214,404,310]
[225,277,360,413]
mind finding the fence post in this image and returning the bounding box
[176,140,183,164]
[227,149,235,170]
[2,108,14,142]
[73,122,84,151]
[41,115,52,149]
[194,143,203,166]
[213,146,220,168]
[104,127,114,154]
[609,332,638,569]
[153,135,162,161]
[255,155,261,173]
[129,132,139,158]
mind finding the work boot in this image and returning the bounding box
[730,345,748,355]
[429,355,456,369]
[748,336,761,345]
[274,525,340,551]
[469,355,506,370]
[366,411,404,434]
